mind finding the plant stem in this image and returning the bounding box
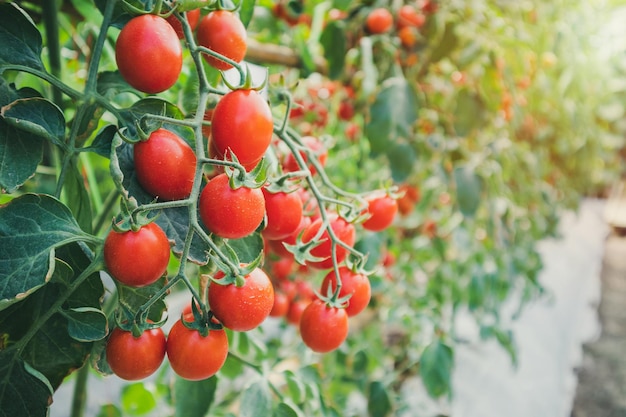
[41,0,63,108]
[69,364,90,417]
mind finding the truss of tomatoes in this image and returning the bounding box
[103,6,399,381]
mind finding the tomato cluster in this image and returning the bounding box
[103,4,401,380]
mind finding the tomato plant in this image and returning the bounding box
[0,0,622,416]
[320,266,371,317]
[105,327,167,380]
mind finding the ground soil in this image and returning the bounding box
[571,232,626,417]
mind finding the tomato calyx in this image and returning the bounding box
[222,64,269,92]
[210,256,263,289]
[110,197,158,233]
[181,298,223,337]
[223,152,269,190]
[283,229,329,266]
[114,305,166,338]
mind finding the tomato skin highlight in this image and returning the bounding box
[166,319,229,381]
[299,300,349,353]
[262,188,304,241]
[115,14,182,93]
[199,173,266,239]
[106,327,166,380]
[321,267,371,317]
[208,268,275,331]
[133,128,196,201]
[196,10,247,70]
[300,214,356,269]
[211,89,273,168]
[104,223,170,287]
[362,195,398,232]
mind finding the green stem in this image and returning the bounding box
[69,364,90,417]
[2,65,82,99]
[42,0,63,108]
[92,189,120,236]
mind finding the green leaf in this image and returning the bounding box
[294,25,316,76]
[320,20,347,80]
[365,78,418,156]
[116,276,168,323]
[454,165,482,217]
[354,232,384,270]
[97,71,138,98]
[284,370,306,404]
[0,194,91,310]
[1,97,66,147]
[121,383,157,415]
[239,0,256,27]
[419,339,453,398]
[240,379,273,417]
[118,98,194,145]
[174,376,218,417]
[87,125,117,158]
[275,402,306,417]
[62,158,93,233]
[367,381,392,417]
[0,78,45,192]
[228,233,264,264]
[97,404,123,417]
[0,3,45,71]
[428,22,458,64]
[63,307,108,342]
[387,142,417,183]
[0,352,53,417]
[453,89,485,136]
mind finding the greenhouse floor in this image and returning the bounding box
[401,199,614,417]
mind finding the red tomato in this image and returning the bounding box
[286,299,309,325]
[106,327,166,380]
[283,136,328,176]
[362,194,398,232]
[196,10,247,70]
[262,188,304,240]
[115,15,182,93]
[166,319,229,380]
[211,89,273,168]
[166,8,201,39]
[134,128,196,201]
[208,268,275,331]
[365,8,394,34]
[268,215,312,259]
[300,214,356,269]
[199,173,265,239]
[396,5,426,29]
[299,299,348,352]
[269,291,290,317]
[104,222,170,287]
[320,267,371,317]
[270,256,294,282]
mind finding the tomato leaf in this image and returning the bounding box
[0,78,45,192]
[174,376,218,417]
[275,401,307,417]
[228,233,264,264]
[419,339,453,398]
[238,0,256,28]
[0,194,92,310]
[320,20,347,80]
[121,383,157,415]
[386,141,417,183]
[454,165,482,217]
[453,89,486,136]
[365,78,418,156]
[367,381,392,417]
[0,3,45,72]
[115,276,168,323]
[62,158,94,234]
[118,98,194,145]
[62,307,108,342]
[240,379,273,417]
[0,352,53,417]
[1,97,66,147]
[86,125,118,158]
[428,22,459,64]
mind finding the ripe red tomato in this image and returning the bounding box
[115,14,182,93]
[269,291,290,317]
[299,299,348,352]
[320,267,371,317]
[208,268,274,331]
[283,136,328,176]
[286,298,309,325]
[396,5,426,29]
[196,10,247,70]
[268,215,312,259]
[104,222,170,287]
[269,256,294,282]
[199,173,265,239]
[211,89,273,168]
[365,8,394,34]
[166,319,229,380]
[166,8,201,39]
[362,194,398,232]
[300,214,356,269]
[133,128,196,201]
[106,327,166,380]
[262,188,304,240]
